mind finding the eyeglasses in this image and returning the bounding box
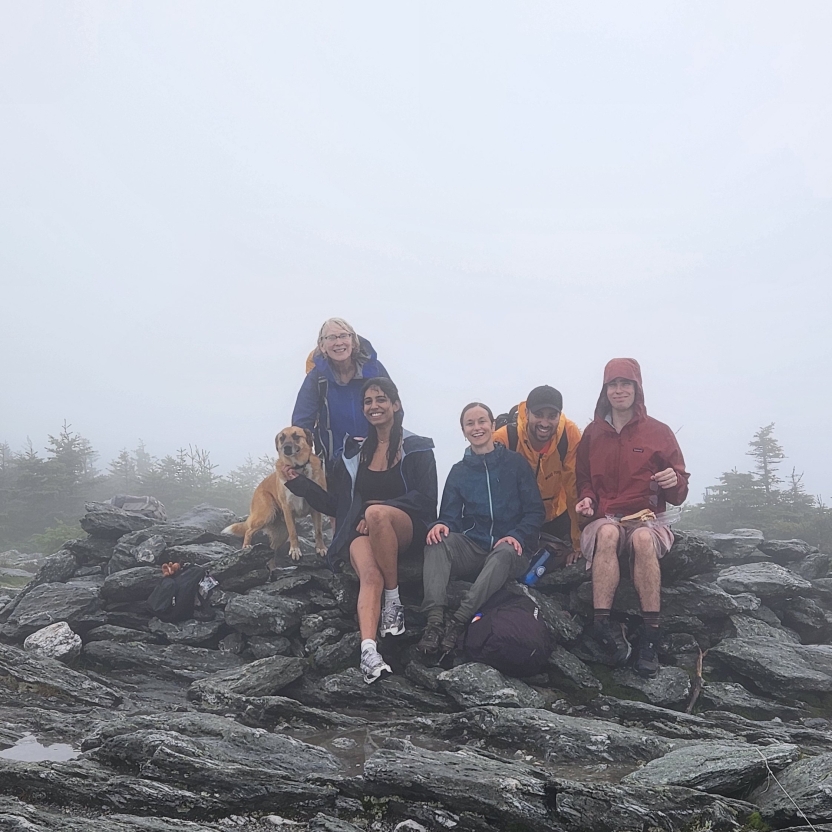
[649,479,659,507]
[323,333,352,343]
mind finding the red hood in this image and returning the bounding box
[594,357,647,421]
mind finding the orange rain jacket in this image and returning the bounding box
[493,401,582,551]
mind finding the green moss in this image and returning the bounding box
[741,810,771,832]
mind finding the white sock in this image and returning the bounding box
[361,639,376,654]
[383,587,400,607]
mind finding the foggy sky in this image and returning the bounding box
[1,1,831,503]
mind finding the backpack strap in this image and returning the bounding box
[556,427,568,464]
[507,422,519,452]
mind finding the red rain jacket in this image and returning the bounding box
[576,358,689,518]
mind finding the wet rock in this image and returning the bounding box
[0,550,80,624]
[224,592,307,636]
[84,625,159,644]
[662,530,718,582]
[287,667,454,713]
[306,627,341,656]
[63,537,115,566]
[779,596,831,643]
[301,613,326,639]
[188,655,307,704]
[166,540,239,565]
[81,502,156,538]
[405,661,444,692]
[219,632,245,654]
[547,644,602,693]
[312,632,361,674]
[727,614,800,643]
[708,529,765,560]
[622,740,798,795]
[132,535,167,565]
[421,705,680,764]
[716,562,812,598]
[116,525,219,550]
[0,642,120,707]
[210,544,276,592]
[83,641,243,682]
[171,504,240,534]
[759,538,819,563]
[610,665,691,707]
[2,583,100,639]
[106,549,138,574]
[147,618,223,646]
[437,662,545,708]
[23,621,82,663]
[749,751,832,827]
[699,681,808,721]
[247,635,293,659]
[793,552,832,580]
[100,567,160,604]
[308,813,364,832]
[709,637,832,694]
[526,588,583,643]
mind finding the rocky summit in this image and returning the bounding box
[1,504,832,831]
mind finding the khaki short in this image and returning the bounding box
[580,516,674,571]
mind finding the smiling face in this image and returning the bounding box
[320,321,356,364]
[363,384,400,430]
[461,405,495,453]
[527,406,561,445]
[606,378,636,413]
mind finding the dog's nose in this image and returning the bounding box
[283,445,295,455]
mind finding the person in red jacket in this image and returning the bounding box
[576,358,689,678]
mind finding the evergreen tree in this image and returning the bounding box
[747,423,785,504]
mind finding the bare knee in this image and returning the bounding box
[596,524,619,547]
[631,528,658,559]
[364,504,392,528]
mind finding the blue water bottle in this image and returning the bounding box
[523,549,553,586]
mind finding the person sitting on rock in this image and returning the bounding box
[492,385,583,561]
[284,377,437,684]
[576,358,689,678]
[292,317,391,468]
[417,402,545,656]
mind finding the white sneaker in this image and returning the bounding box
[379,603,406,637]
[360,646,392,684]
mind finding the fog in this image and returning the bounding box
[1,1,830,500]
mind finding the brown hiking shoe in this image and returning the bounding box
[440,618,466,654]
[417,620,444,655]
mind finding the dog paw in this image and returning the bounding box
[289,546,302,561]
[316,546,327,557]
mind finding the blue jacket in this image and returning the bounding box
[291,336,390,464]
[285,430,437,571]
[435,443,545,553]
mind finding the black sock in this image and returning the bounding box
[593,608,611,625]
[642,611,661,629]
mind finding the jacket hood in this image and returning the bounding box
[313,335,380,380]
[593,357,647,421]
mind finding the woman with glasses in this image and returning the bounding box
[292,318,391,467]
[284,377,437,683]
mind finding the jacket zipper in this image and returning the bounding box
[484,456,495,549]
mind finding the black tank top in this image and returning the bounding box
[356,460,406,503]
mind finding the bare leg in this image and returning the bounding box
[312,510,326,557]
[349,536,385,641]
[363,504,413,590]
[631,528,661,613]
[591,523,622,610]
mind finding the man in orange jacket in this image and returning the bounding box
[493,385,582,561]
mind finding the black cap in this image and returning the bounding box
[526,385,563,414]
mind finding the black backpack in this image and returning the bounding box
[495,405,569,462]
[147,563,207,622]
[464,588,552,677]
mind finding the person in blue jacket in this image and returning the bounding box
[417,402,545,656]
[284,377,437,684]
[291,317,390,467]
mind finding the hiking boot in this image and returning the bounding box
[634,627,660,678]
[379,603,406,637]
[417,619,444,655]
[360,645,392,684]
[440,618,467,655]
[591,619,632,667]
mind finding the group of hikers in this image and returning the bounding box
[285,317,690,684]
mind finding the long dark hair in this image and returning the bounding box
[360,377,404,469]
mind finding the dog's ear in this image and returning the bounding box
[303,428,314,448]
[275,433,283,450]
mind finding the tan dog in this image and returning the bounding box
[223,427,327,561]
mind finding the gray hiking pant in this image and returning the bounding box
[421,532,527,624]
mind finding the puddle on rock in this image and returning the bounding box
[0,734,80,762]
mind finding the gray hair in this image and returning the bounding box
[315,317,369,363]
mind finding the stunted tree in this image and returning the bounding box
[747,423,785,503]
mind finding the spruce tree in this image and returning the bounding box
[747,423,785,504]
